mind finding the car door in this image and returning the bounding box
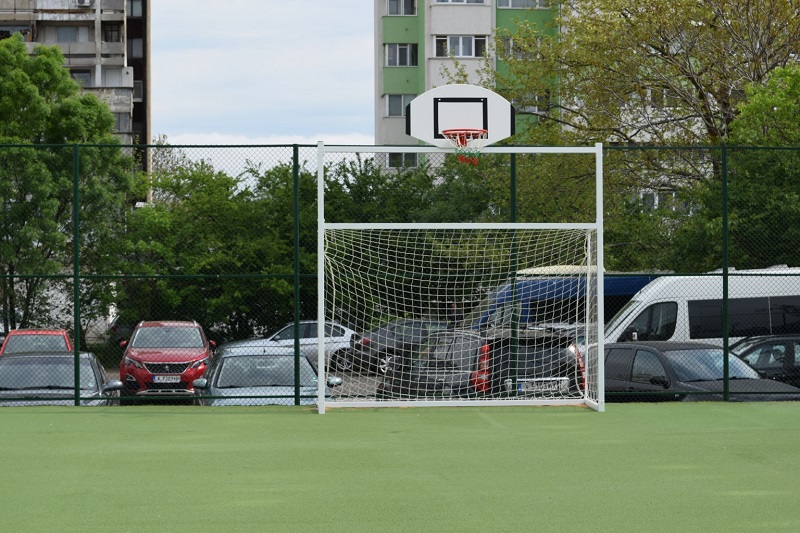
[628,348,674,399]
[740,340,800,388]
[604,347,635,399]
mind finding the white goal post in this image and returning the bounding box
[316,143,605,412]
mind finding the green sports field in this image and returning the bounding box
[2,402,799,532]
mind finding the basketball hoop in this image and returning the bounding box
[442,128,488,166]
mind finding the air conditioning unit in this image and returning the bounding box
[75,0,94,7]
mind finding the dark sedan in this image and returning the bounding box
[0,352,123,406]
[344,318,448,374]
[604,341,800,402]
[730,335,800,388]
[377,327,582,399]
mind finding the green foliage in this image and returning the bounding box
[0,36,136,341]
[730,65,800,147]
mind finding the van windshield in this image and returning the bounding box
[605,299,641,332]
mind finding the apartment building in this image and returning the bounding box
[0,0,150,163]
[374,0,554,164]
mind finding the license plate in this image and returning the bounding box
[517,378,568,394]
[153,375,181,383]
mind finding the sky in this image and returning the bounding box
[150,1,375,146]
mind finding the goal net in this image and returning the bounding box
[317,145,605,412]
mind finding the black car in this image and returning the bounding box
[0,352,123,406]
[376,327,582,399]
[343,318,448,374]
[604,341,800,402]
[730,335,800,388]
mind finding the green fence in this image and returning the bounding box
[1,143,799,405]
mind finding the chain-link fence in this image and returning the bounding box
[1,143,799,406]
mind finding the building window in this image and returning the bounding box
[127,0,143,17]
[57,26,90,43]
[651,86,681,109]
[133,80,143,101]
[386,94,416,117]
[435,0,485,3]
[128,37,143,59]
[498,0,551,7]
[388,0,416,15]
[386,44,418,67]
[103,67,122,86]
[103,24,121,43]
[71,70,92,87]
[514,90,550,115]
[114,112,131,132]
[435,36,487,58]
[389,153,418,168]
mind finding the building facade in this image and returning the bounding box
[0,0,150,160]
[374,0,554,162]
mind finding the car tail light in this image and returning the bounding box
[470,343,491,393]
[572,343,586,392]
[356,337,370,347]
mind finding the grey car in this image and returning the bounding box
[0,352,123,406]
[192,346,342,406]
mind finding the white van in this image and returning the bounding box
[604,265,800,345]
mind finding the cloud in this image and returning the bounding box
[163,131,375,147]
[151,1,374,143]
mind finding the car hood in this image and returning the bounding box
[0,389,107,406]
[677,379,800,401]
[126,347,208,362]
[204,386,328,406]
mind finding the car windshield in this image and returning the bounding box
[3,334,68,354]
[662,348,760,381]
[214,355,317,388]
[131,326,204,349]
[0,358,96,390]
[413,334,481,370]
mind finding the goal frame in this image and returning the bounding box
[316,143,606,413]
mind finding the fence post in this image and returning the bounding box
[721,144,729,401]
[72,144,81,406]
[292,144,301,405]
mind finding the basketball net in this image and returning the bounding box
[442,128,488,166]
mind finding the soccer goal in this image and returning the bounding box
[316,142,605,413]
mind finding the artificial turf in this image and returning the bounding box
[1,402,799,532]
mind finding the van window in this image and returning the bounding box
[624,302,677,341]
[770,296,800,333]
[688,296,800,338]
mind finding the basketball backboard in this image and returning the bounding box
[405,84,515,148]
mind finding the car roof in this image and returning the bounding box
[136,320,199,328]
[605,341,721,351]
[4,329,68,335]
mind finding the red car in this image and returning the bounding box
[119,320,215,401]
[0,329,73,355]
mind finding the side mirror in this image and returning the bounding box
[623,326,639,341]
[192,378,209,389]
[650,375,670,388]
[103,379,124,392]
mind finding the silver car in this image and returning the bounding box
[192,347,342,406]
[219,320,357,371]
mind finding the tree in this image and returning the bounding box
[0,35,136,341]
[492,0,800,146]
[444,0,800,271]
